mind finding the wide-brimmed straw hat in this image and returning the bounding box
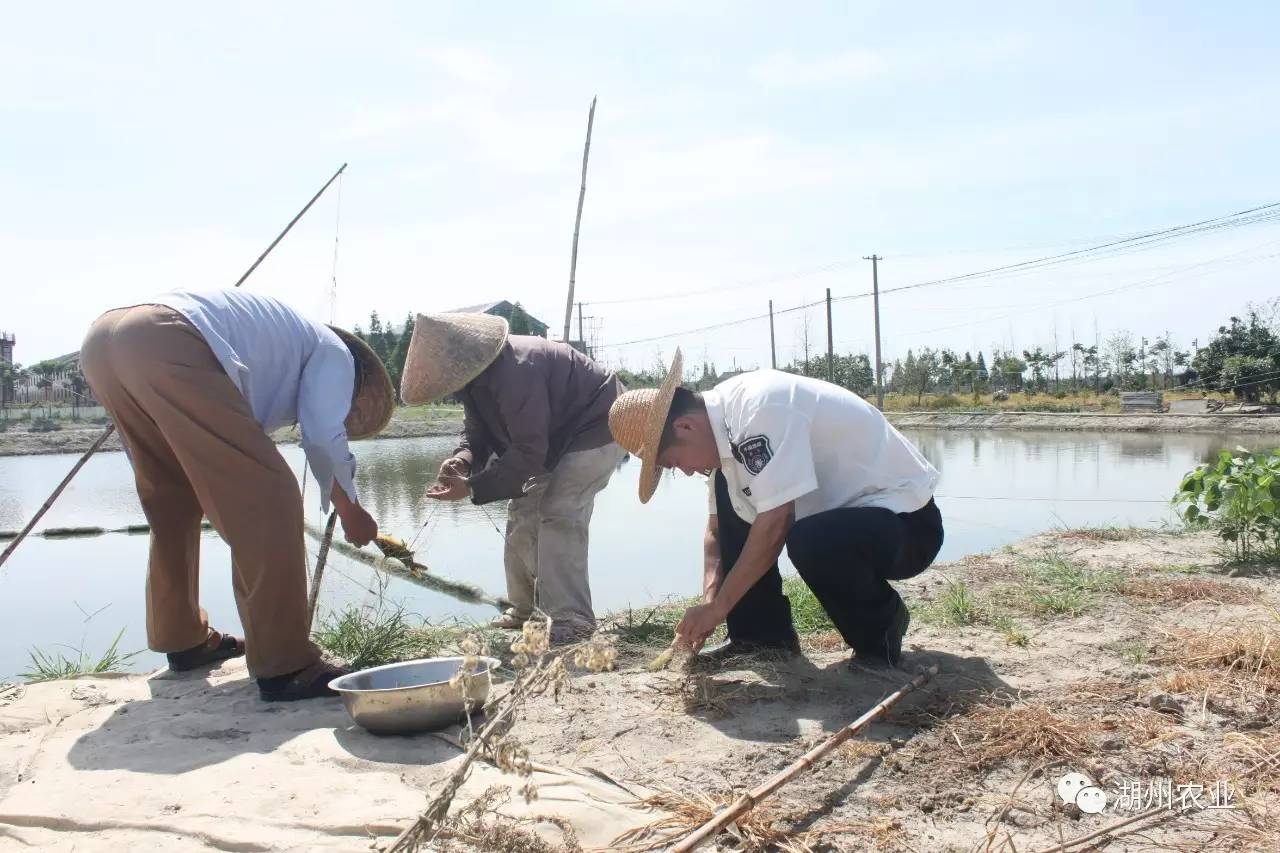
[608,348,683,504]
[400,312,510,404]
[328,326,395,440]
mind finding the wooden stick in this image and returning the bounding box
[232,163,347,288]
[306,510,338,630]
[0,423,116,568]
[561,96,597,344]
[670,665,938,853]
[1030,804,1196,853]
[0,163,347,572]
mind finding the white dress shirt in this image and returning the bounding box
[704,370,938,523]
[146,289,358,512]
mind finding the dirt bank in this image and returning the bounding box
[889,410,1280,434]
[0,408,466,458]
[2,527,1276,851]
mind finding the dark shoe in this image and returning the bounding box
[257,660,350,702]
[166,630,246,672]
[885,599,910,667]
[850,600,910,670]
[691,636,801,670]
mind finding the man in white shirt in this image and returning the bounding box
[80,290,394,700]
[608,349,943,668]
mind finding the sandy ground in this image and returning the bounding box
[2,529,1278,852]
[5,410,1278,457]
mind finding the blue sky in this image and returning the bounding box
[3,2,1279,372]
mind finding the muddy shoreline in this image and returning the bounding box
[0,410,467,457]
[4,409,1278,458]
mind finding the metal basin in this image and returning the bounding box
[329,656,500,735]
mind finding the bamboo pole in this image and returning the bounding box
[0,163,348,571]
[671,665,938,853]
[0,424,116,567]
[561,96,597,345]
[306,510,338,630]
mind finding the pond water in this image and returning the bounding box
[2,429,1275,679]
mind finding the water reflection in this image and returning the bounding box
[1,429,1275,680]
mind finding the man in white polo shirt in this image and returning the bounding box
[608,349,943,668]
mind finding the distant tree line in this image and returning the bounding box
[611,298,1280,404]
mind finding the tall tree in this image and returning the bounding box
[367,311,388,360]
[1193,311,1280,401]
[388,313,415,401]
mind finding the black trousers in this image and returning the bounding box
[715,472,944,656]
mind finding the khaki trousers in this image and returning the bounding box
[503,442,625,631]
[80,305,320,678]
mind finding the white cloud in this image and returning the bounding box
[422,45,510,92]
[751,50,888,87]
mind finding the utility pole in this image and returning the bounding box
[863,255,885,408]
[768,300,777,369]
[577,301,585,350]
[825,288,834,382]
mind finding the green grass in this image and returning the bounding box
[1152,562,1206,575]
[1053,524,1147,542]
[913,581,1031,647]
[1019,552,1121,616]
[392,403,464,423]
[986,611,1031,647]
[783,576,837,635]
[22,628,140,682]
[314,602,454,669]
[609,601,695,646]
[1109,640,1150,665]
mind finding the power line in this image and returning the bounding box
[596,200,1280,351]
[591,200,1280,311]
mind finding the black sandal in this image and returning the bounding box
[166,630,246,672]
[257,660,350,702]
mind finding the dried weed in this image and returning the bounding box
[608,788,872,853]
[1120,578,1254,605]
[942,703,1095,770]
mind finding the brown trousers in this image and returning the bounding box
[80,304,320,678]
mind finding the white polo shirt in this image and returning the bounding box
[704,370,939,523]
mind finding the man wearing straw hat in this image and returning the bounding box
[80,289,394,701]
[401,312,624,642]
[608,350,943,669]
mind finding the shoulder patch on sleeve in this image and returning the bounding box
[732,435,773,475]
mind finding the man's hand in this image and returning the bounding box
[426,474,471,502]
[338,503,378,547]
[439,456,471,480]
[676,601,727,653]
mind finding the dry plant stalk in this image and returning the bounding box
[388,618,616,852]
[609,789,825,853]
[645,640,678,672]
[429,785,583,853]
[1120,578,1253,604]
[943,703,1094,770]
[667,666,936,852]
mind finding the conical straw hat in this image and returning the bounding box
[400,312,510,404]
[608,348,683,503]
[328,326,394,439]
